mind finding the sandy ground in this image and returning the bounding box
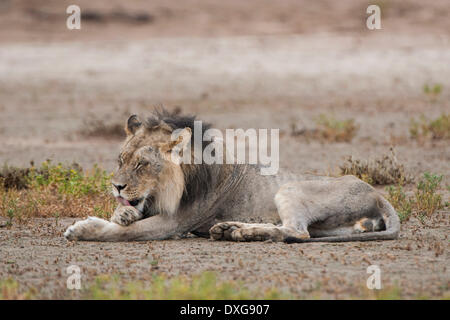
[0,0,449,298]
[0,215,448,299]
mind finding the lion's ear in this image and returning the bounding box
[160,127,192,162]
[125,115,142,136]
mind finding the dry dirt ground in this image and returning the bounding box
[0,0,449,299]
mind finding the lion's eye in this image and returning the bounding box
[118,157,123,167]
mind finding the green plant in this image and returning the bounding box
[0,279,36,300]
[1,192,19,227]
[6,208,14,227]
[386,185,412,222]
[414,173,444,221]
[423,83,442,100]
[315,114,358,142]
[0,161,115,220]
[360,284,405,300]
[386,172,445,223]
[85,272,289,300]
[291,114,358,143]
[410,114,449,140]
[27,160,112,197]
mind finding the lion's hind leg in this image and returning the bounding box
[279,177,400,243]
[209,183,313,242]
[209,176,399,243]
[209,221,309,242]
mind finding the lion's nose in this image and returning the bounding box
[113,183,127,193]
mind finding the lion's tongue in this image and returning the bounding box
[116,197,130,206]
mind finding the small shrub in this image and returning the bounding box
[0,164,31,190]
[291,114,358,143]
[386,172,445,223]
[386,185,412,222]
[315,114,358,142]
[410,113,449,140]
[423,83,442,100]
[414,173,444,220]
[339,148,410,185]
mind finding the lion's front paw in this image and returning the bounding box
[209,222,246,240]
[64,217,110,241]
[111,206,143,226]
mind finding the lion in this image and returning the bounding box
[64,109,400,242]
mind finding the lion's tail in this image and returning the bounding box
[285,196,400,243]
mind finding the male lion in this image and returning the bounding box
[64,110,399,242]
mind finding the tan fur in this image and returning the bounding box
[111,122,189,219]
[154,161,185,216]
[64,111,400,243]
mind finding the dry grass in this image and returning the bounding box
[410,113,450,141]
[0,164,31,190]
[80,118,125,139]
[291,114,358,143]
[339,148,411,185]
[0,161,115,224]
[386,172,446,222]
[0,187,115,223]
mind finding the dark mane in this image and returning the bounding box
[145,108,216,207]
[145,108,211,144]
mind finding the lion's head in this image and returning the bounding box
[111,109,211,217]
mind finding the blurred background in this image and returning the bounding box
[0,0,449,181]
